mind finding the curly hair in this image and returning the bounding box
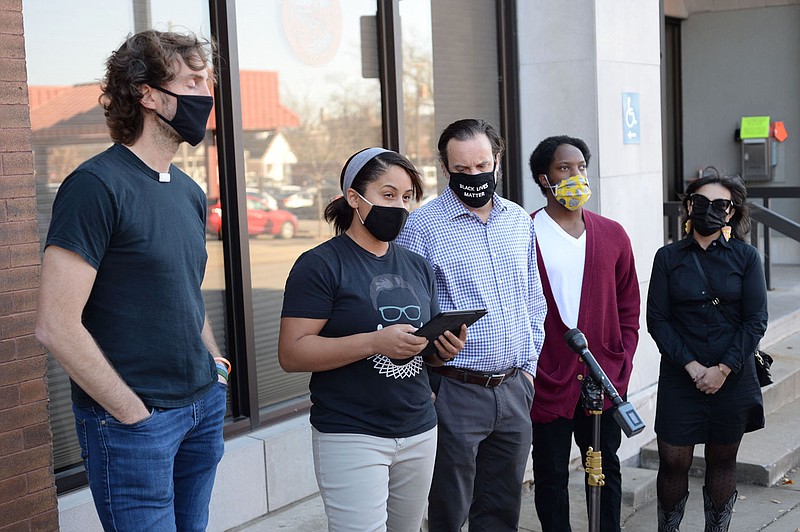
[100,30,213,145]
[528,135,591,196]
[681,167,751,240]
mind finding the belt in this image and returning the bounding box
[432,366,517,388]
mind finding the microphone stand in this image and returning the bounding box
[581,374,604,532]
[563,328,645,438]
[565,327,645,532]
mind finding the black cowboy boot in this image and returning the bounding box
[703,486,737,532]
[657,491,689,532]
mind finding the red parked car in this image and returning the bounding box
[207,193,299,239]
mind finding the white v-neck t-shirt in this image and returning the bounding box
[533,210,586,329]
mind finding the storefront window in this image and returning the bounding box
[233,0,383,410]
[400,0,437,198]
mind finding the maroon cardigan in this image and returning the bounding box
[530,209,640,423]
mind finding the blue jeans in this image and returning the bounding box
[73,382,226,532]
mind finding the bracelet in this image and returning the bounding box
[717,364,730,376]
[214,357,232,376]
[434,351,453,363]
[216,365,229,382]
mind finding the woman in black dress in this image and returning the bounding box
[647,171,768,532]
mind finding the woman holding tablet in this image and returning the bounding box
[278,147,466,532]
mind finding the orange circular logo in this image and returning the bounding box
[282,0,343,66]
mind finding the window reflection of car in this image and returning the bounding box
[246,188,279,211]
[207,194,299,240]
[280,191,315,210]
[276,185,341,219]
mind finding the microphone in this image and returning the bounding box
[564,328,645,437]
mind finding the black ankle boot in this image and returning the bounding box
[657,491,689,532]
[703,486,737,532]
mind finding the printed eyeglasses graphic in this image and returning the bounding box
[690,194,733,213]
[378,305,422,322]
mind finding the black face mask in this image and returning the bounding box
[690,207,728,236]
[447,165,497,208]
[152,86,214,146]
[356,193,409,242]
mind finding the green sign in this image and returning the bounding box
[740,116,770,139]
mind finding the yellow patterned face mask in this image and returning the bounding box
[546,175,591,211]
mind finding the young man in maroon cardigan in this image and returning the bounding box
[528,136,640,532]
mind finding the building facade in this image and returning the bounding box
[1,0,797,529]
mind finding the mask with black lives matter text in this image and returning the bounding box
[448,164,497,208]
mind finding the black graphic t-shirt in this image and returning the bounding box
[282,234,439,437]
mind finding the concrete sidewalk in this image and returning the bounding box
[233,464,800,531]
[614,470,800,532]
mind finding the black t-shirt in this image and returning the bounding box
[46,144,215,408]
[282,234,439,438]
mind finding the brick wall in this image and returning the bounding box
[0,1,59,530]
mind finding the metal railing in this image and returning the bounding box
[748,186,800,289]
[663,186,800,290]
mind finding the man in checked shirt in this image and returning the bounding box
[396,118,547,531]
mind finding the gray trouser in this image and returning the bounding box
[427,369,534,532]
[312,426,438,532]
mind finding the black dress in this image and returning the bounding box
[647,235,768,445]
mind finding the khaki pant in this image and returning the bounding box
[312,426,437,532]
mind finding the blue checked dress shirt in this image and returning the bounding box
[396,187,547,375]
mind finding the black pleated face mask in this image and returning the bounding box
[690,208,728,236]
[689,194,731,236]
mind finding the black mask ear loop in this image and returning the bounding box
[151,85,178,124]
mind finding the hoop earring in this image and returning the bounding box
[721,225,732,241]
[684,219,692,234]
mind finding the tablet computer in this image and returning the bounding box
[414,309,487,356]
